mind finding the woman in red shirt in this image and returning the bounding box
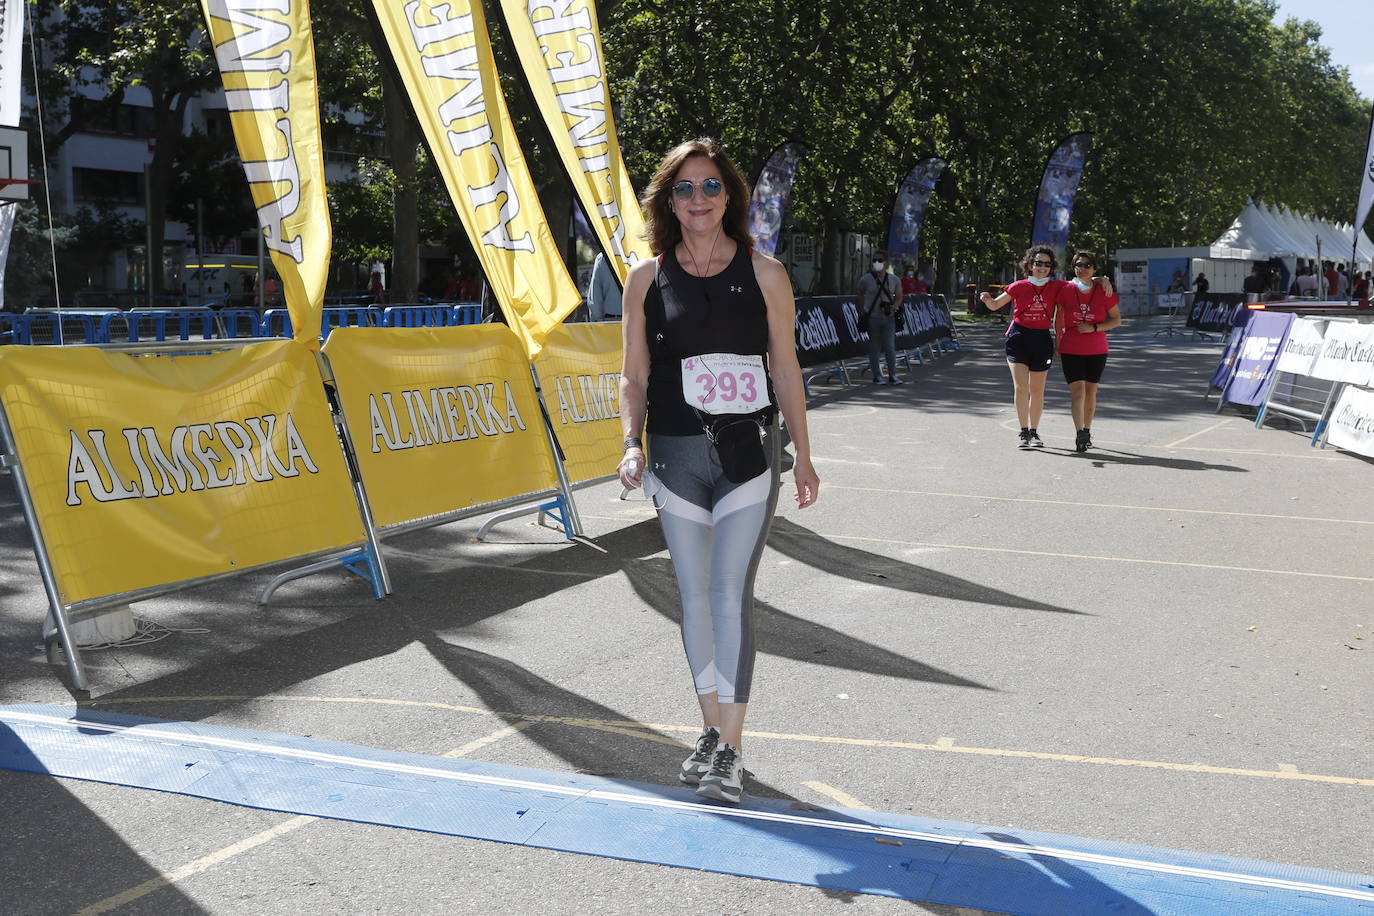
[979,245,1066,448]
[1054,251,1121,452]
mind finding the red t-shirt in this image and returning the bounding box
[1004,279,1062,330]
[1055,281,1119,355]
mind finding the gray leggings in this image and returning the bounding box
[644,426,781,704]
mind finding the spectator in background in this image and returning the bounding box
[442,269,459,300]
[1295,266,1319,298]
[459,272,479,301]
[587,251,622,320]
[1353,270,1370,302]
[1192,272,1209,297]
[900,263,920,296]
[263,274,280,307]
[369,271,385,304]
[858,250,903,385]
[1324,261,1339,296]
[1167,269,1186,293]
[1242,263,1268,301]
[1336,264,1350,298]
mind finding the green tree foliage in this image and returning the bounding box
[602,0,1369,291]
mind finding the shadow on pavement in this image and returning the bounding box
[0,723,207,916]
[620,555,992,690]
[768,517,1085,616]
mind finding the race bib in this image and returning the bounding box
[682,353,770,416]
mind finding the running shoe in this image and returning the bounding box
[1027,429,1044,448]
[888,377,905,386]
[679,726,720,785]
[696,742,745,804]
[1018,429,1031,449]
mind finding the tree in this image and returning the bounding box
[43,0,220,297]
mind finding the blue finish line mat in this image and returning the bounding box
[2,705,1371,915]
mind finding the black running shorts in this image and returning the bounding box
[1005,325,1053,371]
[1061,352,1108,384]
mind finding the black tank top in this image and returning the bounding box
[644,242,777,435]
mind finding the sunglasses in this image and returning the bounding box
[1073,262,1094,269]
[671,177,724,200]
[1030,260,1053,267]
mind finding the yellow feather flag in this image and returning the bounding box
[371,0,582,360]
[498,0,649,285]
[200,0,331,348]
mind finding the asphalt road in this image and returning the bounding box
[1,316,1369,915]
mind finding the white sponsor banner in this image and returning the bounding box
[1326,384,1374,458]
[1309,321,1374,386]
[1275,317,1326,376]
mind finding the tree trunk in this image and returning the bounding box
[936,221,956,303]
[383,69,419,304]
[819,225,841,296]
[147,95,188,300]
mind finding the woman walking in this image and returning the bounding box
[616,138,820,804]
[1055,251,1120,452]
[979,245,1065,448]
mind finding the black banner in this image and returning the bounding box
[1187,294,1246,333]
[794,294,954,368]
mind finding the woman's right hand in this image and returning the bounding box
[618,448,645,489]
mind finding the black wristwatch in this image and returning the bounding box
[623,436,643,451]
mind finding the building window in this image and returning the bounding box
[70,98,153,138]
[72,167,143,204]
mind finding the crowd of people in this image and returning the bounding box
[1244,259,1371,301]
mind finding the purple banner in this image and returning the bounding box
[1031,133,1091,256]
[748,142,804,257]
[1208,308,1254,391]
[884,158,945,263]
[1221,311,1295,407]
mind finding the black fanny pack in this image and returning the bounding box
[701,412,769,483]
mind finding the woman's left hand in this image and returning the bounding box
[1075,321,1096,334]
[792,457,820,509]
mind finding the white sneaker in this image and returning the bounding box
[679,727,719,785]
[696,743,745,804]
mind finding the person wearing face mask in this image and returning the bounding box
[979,245,1066,448]
[1054,251,1120,452]
[858,251,903,384]
[900,264,920,296]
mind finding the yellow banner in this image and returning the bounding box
[323,325,560,528]
[533,322,622,484]
[201,0,330,348]
[0,342,364,605]
[371,0,580,360]
[499,0,650,285]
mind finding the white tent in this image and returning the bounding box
[1212,199,1300,255]
[1209,200,1374,269]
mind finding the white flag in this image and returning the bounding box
[0,0,22,127]
[0,202,17,306]
[1357,102,1374,234]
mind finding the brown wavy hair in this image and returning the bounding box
[1019,245,1058,276]
[641,138,753,256]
